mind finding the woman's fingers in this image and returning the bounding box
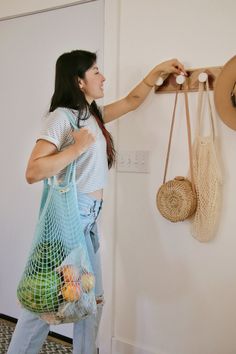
[72,128,95,154]
[171,59,187,76]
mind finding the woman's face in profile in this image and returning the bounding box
[79,63,106,103]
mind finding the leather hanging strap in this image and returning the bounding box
[162,86,195,188]
[162,89,179,184]
[184,90,195,190]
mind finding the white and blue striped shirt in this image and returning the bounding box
[38,107,108,193]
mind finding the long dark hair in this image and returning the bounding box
[49,50,115,168]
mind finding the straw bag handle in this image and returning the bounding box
[162,87,195,187]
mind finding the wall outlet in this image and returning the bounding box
[116,150,150,173]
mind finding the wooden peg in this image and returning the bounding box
[176,74,186,85]
[198,72,208,82]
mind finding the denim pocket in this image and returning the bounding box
[79,204,92,217]
[84,222,100,254]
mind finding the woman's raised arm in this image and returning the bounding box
[103,58,186,123]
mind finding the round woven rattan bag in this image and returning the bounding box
[156,176,197,222]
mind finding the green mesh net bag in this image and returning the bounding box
[17,113,97,325]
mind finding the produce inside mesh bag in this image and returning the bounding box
[17,232,96,324]
[17,161,97,324]
[54,246,96,323]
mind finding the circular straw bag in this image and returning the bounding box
[156,88,197,222]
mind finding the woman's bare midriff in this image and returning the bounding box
[87,189,103,200]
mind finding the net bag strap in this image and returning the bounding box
[62,109,79,130]
[162,86,195,188]
[62,109,80,185]
[45,109,79,187]
[195,80,216,140]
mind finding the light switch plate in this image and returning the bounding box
[116,150,150,173]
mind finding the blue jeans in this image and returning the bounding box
[7,193,104,354]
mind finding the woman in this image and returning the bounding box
[7,50,186,354]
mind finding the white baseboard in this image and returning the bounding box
[111,337,158,354]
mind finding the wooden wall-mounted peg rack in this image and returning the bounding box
[154,66,222,93]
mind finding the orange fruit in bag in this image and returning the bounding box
[61,283,81,302]
[62,265,80,282]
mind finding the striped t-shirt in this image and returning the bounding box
[38,107,108,193]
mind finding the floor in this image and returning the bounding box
[0,318,72,354]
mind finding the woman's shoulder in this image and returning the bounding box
[42,108,78,130]
[43,107,71,123]
[39,108,75,150]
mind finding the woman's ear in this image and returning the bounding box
[78,78,84,90]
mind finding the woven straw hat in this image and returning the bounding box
[214,55,236,130]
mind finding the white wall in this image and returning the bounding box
[113,1,236,354]
[0,0,92,19]
[98,1,119,353]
